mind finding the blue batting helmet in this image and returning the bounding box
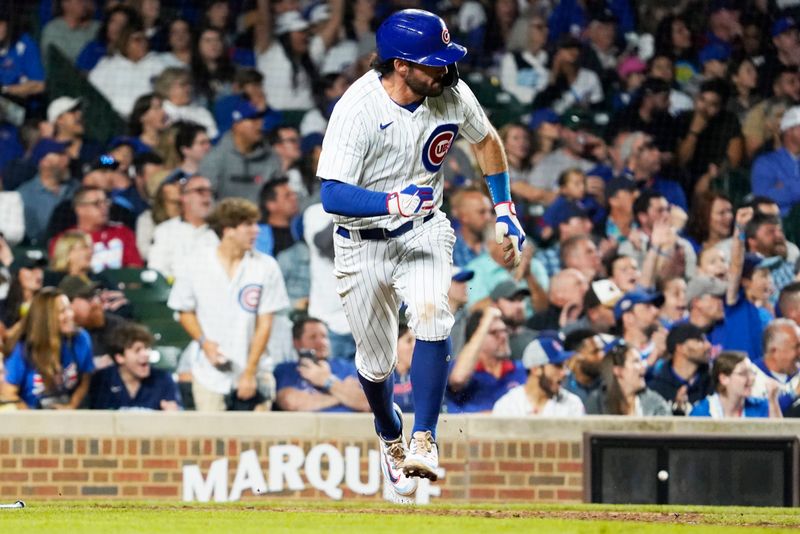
[376,9,467,66]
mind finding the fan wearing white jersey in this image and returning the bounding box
[316,9,525,496]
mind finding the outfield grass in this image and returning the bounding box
[2,501,799,533]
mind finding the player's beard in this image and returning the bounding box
[406,70,445,98]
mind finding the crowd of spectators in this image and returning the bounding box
[1,0,800,421]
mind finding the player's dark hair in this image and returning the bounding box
[292,317,325,341]
[258,176,290,221]
[371,56,395,75]
[175,122,208,161]
[108,322,154,363]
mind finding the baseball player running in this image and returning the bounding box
[317,9,525,496]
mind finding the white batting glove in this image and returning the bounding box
[386,184,435,217]
[494,201,526,267]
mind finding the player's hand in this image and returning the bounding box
[386,184,434,217]
[494,201,525,267]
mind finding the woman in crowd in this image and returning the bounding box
[76,5,139,72]
[154,67,218,138]
[129,0,166,51]
[190,26,235,107]
[46,230,130,316]
[128,93,169,155]
[585,341,671,416]
[136,177,182,260]
[158,18,193,68]
[0,288,94,409]
[685,191,733,254]
[499,14,549,106]
[653,15,697,87]
[690,351,780,418]
[88,24,167,118]
[0,257,44,329]
[727,58,761,124]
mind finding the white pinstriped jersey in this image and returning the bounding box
[316,70,490,230]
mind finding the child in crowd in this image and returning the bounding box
[541,168,604,241]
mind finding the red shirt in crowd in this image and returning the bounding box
[50,223,144,271]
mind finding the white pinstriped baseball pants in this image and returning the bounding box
[333,211,456,381]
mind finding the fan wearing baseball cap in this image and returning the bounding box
[492,335,584,417]
[613,289,666,366]
[751,105,800,216]
[646,322,713,415]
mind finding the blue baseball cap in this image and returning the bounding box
[613,290,665,321]
[772,17,796,37]
[30,138,70,167]
[550,200,589,227]
[522,335,574,368]
[742,253,782,279]
[452,266,475,282]
[698,43,731,65]
[528,108,559,131]
[231,98,266,123]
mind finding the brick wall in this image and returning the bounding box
[0,436,582,502]
[1,413,796,502]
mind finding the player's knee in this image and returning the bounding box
[354,350,396,381]
[407,301,454,340]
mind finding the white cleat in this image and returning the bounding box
[403,430,439,481]
[378,406,418,497]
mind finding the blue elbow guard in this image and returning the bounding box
[485,171,511,205]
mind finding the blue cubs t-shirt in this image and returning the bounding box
[89,366,181,410]
[4,329,95,408]
[445,359,527,413]
[690,394,770,418]
[274,357,360,413]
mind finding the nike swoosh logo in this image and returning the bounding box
[380,122,393,130]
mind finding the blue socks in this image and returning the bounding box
[357,372,401,441]
[410,338,452,440]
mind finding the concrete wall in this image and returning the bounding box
[1,413,798,502]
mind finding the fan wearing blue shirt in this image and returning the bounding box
[274,317,369,413]
[88,322,181,411]
[690,351,779,419]
[445,310,527,413]
[1,288,94,409]
[751,106,800,217]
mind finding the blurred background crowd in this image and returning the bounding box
[1,0,800,420]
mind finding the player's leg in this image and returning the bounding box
[393,216,456,480]
[334,234,417,495]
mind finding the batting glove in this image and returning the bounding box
[494,201,525,267]
[387,184,435,217]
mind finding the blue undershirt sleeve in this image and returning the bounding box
[320,179,390,218]
[484,171,511,205]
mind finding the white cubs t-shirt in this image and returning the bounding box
[168,246,290,394]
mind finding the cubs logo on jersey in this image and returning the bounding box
[422,124,458,173]
[238,284,263,313]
